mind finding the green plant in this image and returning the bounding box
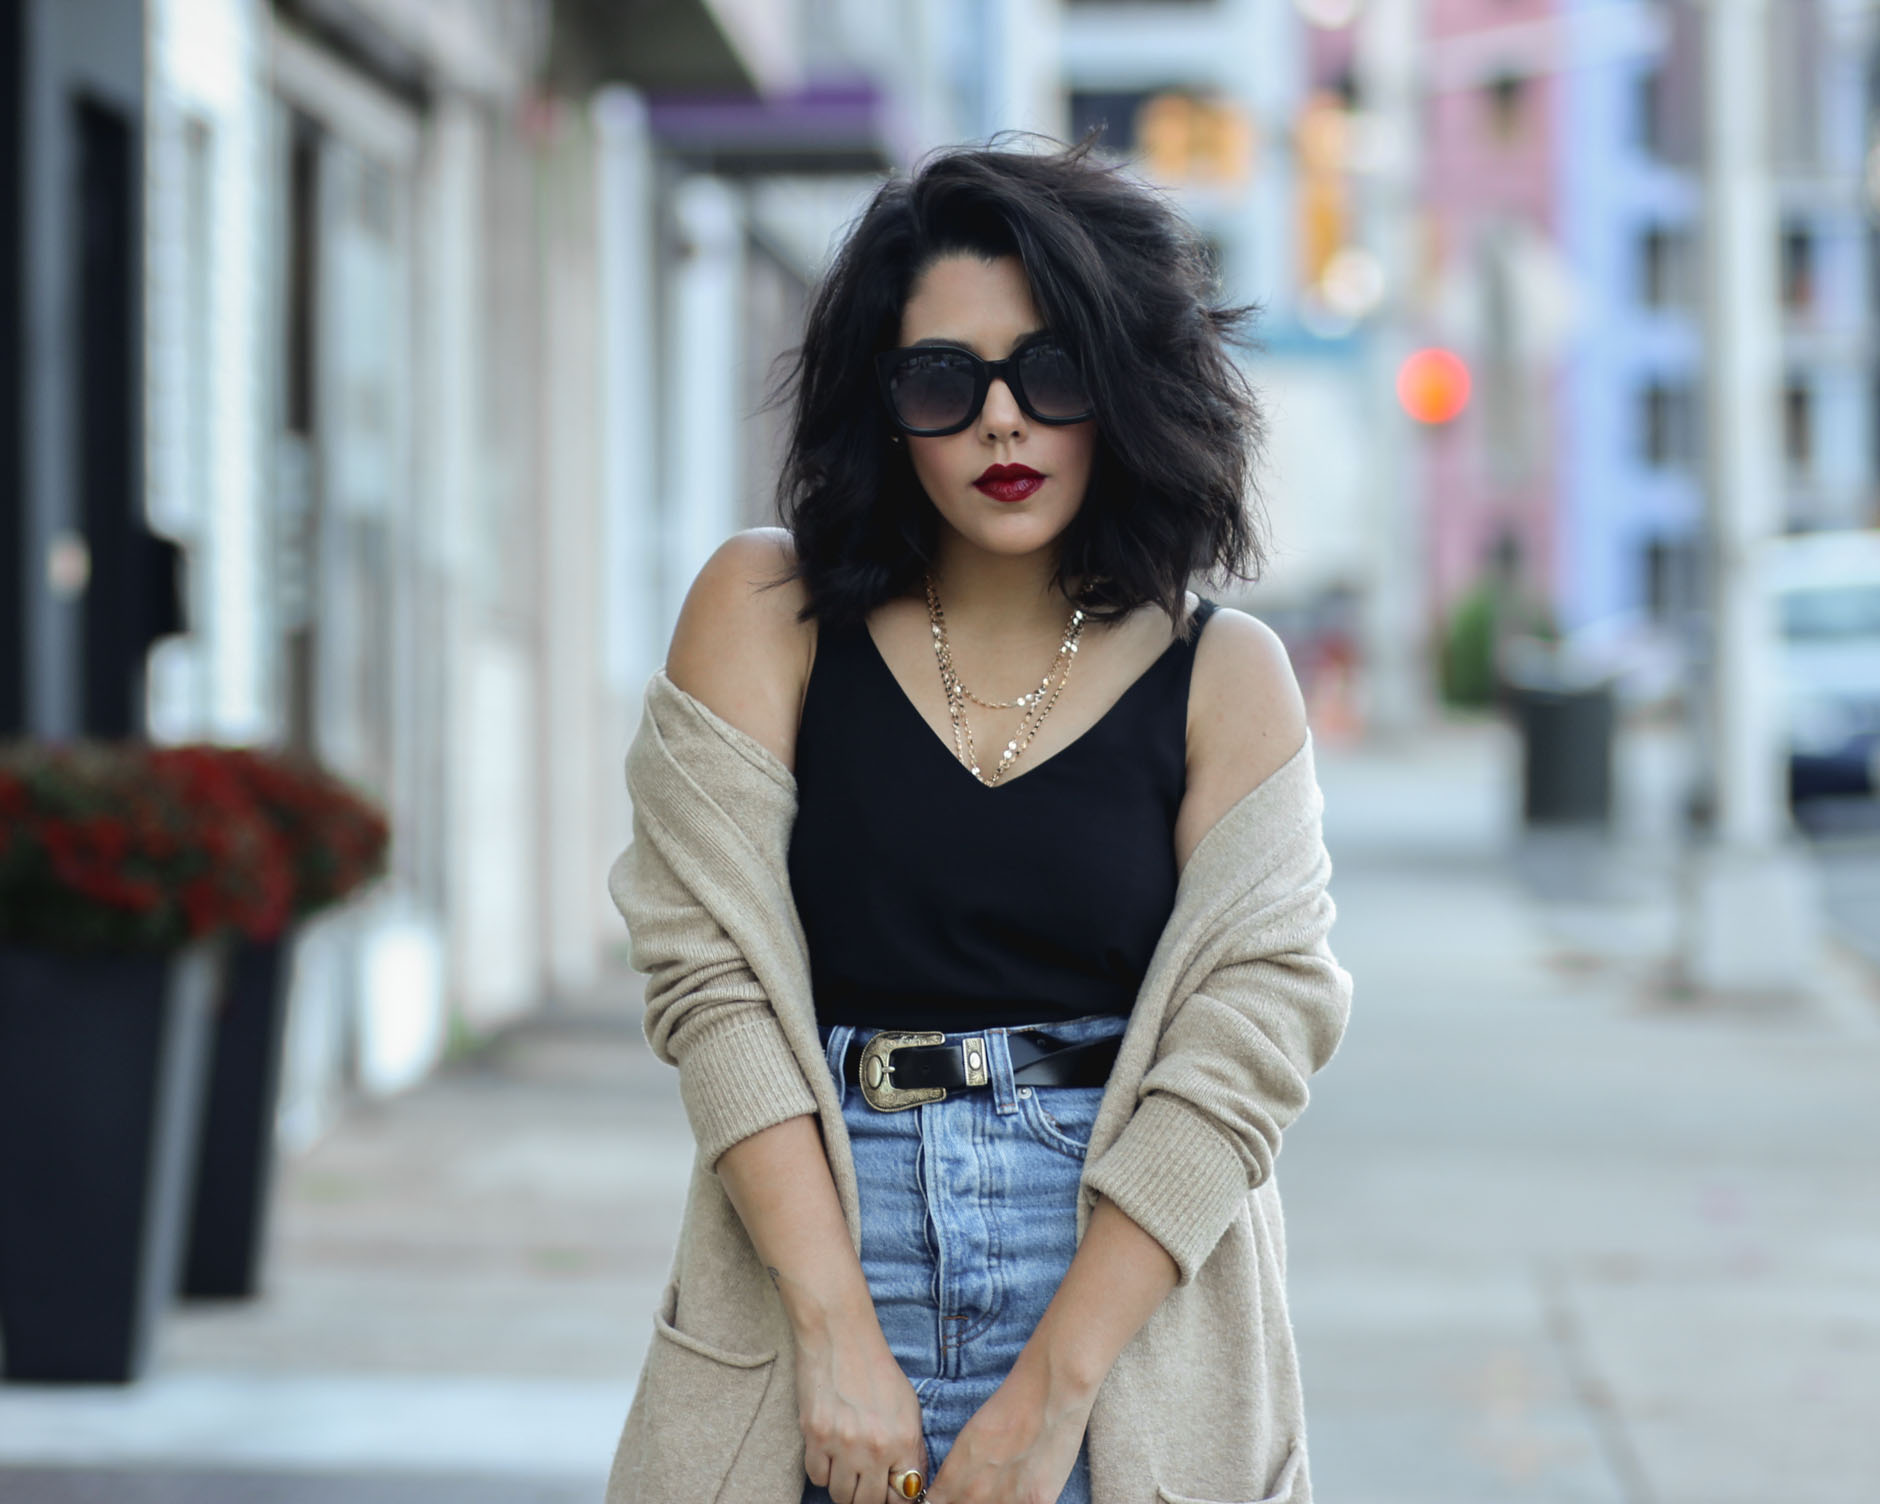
[1440,581,1500,707]
[1440,575,1558,707]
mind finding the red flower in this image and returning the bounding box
[179,876,220,936]
[0,739,387,951]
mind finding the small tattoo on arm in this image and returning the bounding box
[766,1265,782,1288]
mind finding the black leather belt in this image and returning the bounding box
[841,1029,1120,1112]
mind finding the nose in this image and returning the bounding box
[980,376,1025,439]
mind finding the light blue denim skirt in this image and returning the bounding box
[799,1011,1130,1504]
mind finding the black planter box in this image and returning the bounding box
[181,931,295,1299]
[0,941,222,1382]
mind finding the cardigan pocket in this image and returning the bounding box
[624,1276,779,1502]
[1155,1438,1305,1504]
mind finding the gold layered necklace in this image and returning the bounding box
[924,571,1086,786]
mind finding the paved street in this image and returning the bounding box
[1293,721,1880,1504]
[1814,831,1880,974]
[2,718,1876,1502]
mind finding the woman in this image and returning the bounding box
[609,138,1352,1504]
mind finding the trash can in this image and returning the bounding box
[1504,671,1616,826]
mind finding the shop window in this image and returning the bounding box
[1641,380,1698,469]
[1780,222,1816,315]
[1784,379,1814,472]
[1644,535,1700,621]
[1069,91,1153,154]
[1638,66,1666,158]
[1639,225,1695,309]
[1486,72,1527,139]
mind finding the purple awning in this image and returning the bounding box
[648,80,892,174]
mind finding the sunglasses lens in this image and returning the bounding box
[888,349,978,431]
[1018,342,1092,420]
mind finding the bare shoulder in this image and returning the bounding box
[1174,604,1309,871]
[665,528,817,771]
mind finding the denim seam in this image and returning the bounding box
[986,1027,1019,1115]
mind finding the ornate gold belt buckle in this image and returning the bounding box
[858,1031,948,1111]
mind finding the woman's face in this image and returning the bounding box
[895,253,1096,564]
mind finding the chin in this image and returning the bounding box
[952,511,1074,557]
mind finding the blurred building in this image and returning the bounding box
[1262,0,1880,721]
[1,0,1066,1143]
[1063,0,1378,734]
[1394,0,1879,662]
[130,0,810,1141]
[1420,0,1572,635]
[1560,0,1876,642]
[1557,0,1706,640]
[2,0,176,743]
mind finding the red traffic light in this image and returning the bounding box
[1397,347,1471,425]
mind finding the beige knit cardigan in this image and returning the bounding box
[606,669,1352,1504]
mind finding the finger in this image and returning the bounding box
[833,1463,864,1504]
[886,1459,923,1502]
[893,1431,929,1502]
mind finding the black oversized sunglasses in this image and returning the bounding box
[875,337,1096,437]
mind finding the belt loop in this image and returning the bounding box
[824,1024,855,1108]
[986,1028,1019,1116]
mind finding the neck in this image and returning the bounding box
[927,534,1080,639]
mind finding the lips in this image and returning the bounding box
[973,464,1044,504]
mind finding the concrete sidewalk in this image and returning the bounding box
[1292,719,1880,1504]
[2,718,1876,1503]
[0,993,692,1501]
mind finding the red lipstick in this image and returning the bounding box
[973,463,1044,504]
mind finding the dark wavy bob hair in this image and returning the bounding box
[770,133,1270,630]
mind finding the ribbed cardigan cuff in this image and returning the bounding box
[677,1011,819,1171]
[1084,1094,1251,1287]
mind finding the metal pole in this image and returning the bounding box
[1682,0,1820,992]
[1354,0,1428,735]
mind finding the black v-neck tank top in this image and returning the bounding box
[786,596,1218,1032]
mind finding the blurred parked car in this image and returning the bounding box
[1767,530,1880,803]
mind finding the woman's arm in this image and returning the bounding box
[1173,606,1311,875]
[1030,608,1308,1374]
[665,531,926,1504]
[664,528,817,770]
[998,1195,1178,1403]
[920,1200,1173,1504]
[927,607,1311,1504]
[715,1116,879,1345]
[717,1118,928,1504]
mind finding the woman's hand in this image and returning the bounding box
[924,1347,1093,1504]
[921,1196,1169,1502]
[795,1312,929,1504]
[712,1116,925,1502]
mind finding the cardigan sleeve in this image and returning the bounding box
[1083,815,1352,1287]
[611,809,819,1172]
